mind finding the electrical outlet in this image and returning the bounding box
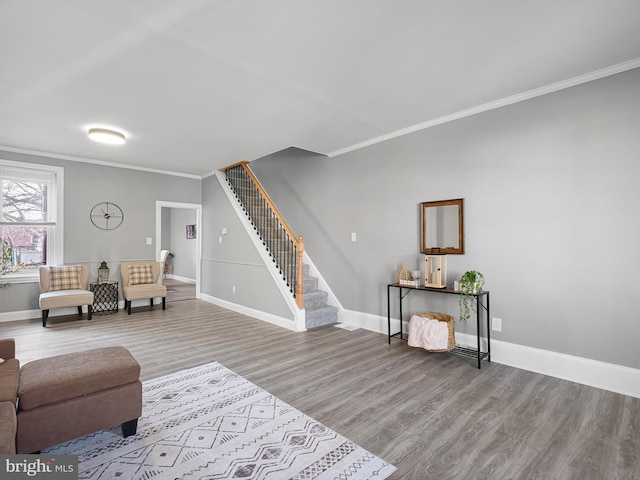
[232,286,236,294]
[492,317,502,332]
[351,232,357,242]
[146,237,152,245]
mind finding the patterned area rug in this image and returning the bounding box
[44,362,396,480]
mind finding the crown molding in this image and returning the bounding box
[0,145,203,179]
[327,58,640,158]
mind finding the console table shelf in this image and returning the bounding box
[387,283,491,369]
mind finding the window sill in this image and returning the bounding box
[0,274,39,285]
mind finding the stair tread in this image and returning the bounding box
[303,289,327,297]
[305,305,338,314]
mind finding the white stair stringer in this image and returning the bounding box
[215,171,306,332]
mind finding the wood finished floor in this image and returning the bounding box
[1,299,638,479]
[164,277,196,302]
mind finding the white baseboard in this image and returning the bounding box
[166,274,196,284]
[0,308,48,323]
[0,298,167,323]
[341,309,640,399]
[200,293,305,332]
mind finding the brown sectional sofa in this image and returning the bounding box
[0,338,142,454]
[0,339,19,454]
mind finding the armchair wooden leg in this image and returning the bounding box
[42,310,49,327]
[149,298,154,306]
[77,306,83,315]
[127,300,131,315]
[162,297,166,310]
[88,305,92,320]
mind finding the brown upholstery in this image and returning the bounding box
[17,381,141,454]
[0,338,142,454]
[39,265,94,327]
[18,347,140,411]
[0,339,18,454]
[16,346,142,453]
[0,359,20,406]
[0,338,19,406]
[120,261,167,315]
[0,402,16,454]
[0,338,16,359]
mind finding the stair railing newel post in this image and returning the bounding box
[296,236,304,309]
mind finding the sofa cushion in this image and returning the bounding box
[18,346,140,411]
[0,401,17,454]
[128,264,154,285]
[39,289,94,310]
[122,283,167,301]
[0,358,20,406]
[48,265,82,291]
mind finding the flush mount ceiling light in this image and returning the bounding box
[88,128,126,145]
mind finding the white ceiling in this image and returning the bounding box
[1,0,640,178]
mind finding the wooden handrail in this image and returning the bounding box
[218,160,247,172]
[221,161,305,309]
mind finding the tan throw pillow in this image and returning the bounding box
[49,265,82,291]
[128,264,154,285]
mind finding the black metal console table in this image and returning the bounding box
[387,283,491,369]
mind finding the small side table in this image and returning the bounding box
[90,282,119,315]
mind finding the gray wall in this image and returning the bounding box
[248,67,640,369]
[0,150,201,311]
[201,175,293,320]
[3,67,638,371]
[165,207,197,280]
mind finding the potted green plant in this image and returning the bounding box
[0,239,12,289]
[458,270,485,322]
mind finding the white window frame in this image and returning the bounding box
[0,159,64,283]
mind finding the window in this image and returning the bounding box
[1,159,64,282]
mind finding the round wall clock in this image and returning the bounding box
[90,202,124,230]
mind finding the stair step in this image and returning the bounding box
[305,305,339,329]
[303,276,318,292]
[304,290,328,309]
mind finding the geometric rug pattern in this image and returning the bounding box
[43,362,396,479]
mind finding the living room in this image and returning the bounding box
[1,2,640,478]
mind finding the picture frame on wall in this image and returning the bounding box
[186,224,196,239]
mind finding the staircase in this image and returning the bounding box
[248,210,339,329]
[222,162,338,330]
[302,264,339,329]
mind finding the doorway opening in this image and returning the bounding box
[155,201,202,300]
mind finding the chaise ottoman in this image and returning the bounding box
[16,346,142,454]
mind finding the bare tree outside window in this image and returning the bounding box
[1,179,49,273]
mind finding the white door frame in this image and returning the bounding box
[155,201,202,299]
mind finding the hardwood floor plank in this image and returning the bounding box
[1,299,637,479]
[614,396,640,479]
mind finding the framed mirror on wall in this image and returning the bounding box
[420,198,464,254]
